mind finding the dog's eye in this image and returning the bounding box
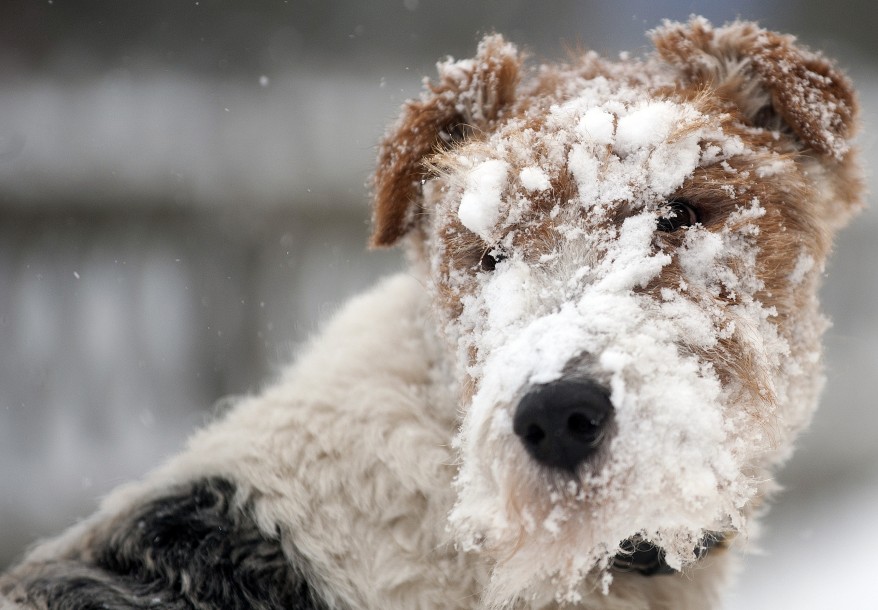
[438,118,471,148]
[657,200,699,232]
[480,251,506,271]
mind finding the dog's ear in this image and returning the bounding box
[371,34,522,247]
[652,17,857,161]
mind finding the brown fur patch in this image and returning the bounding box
[371,35,522,247]
[651,17,857,159]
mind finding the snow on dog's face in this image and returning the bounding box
[373,18,861,606]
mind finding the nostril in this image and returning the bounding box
[523,423,546,446]
[566,412,600,441]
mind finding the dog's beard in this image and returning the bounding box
[448,320,756,606]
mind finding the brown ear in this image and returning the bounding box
[370,34,522,247]
[652,17,857,160]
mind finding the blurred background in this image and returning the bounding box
[0,1,875,607]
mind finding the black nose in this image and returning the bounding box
[513,380,613,472]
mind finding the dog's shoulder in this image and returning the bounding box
[1,272,476,610]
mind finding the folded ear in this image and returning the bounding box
[652,17,857,161]
[371,34,522,247]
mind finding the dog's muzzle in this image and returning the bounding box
[512,379,613,472]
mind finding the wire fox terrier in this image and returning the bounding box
[1,17,863,610]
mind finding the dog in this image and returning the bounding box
[0,17,863,610]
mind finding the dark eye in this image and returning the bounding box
[480,250,506,271]
[657,199,699,232]
[438,118,471,148]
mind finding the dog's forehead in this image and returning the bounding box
[441,78,751,245]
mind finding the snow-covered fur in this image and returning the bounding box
[1,18,863,610]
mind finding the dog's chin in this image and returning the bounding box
[467,530,726,608]
[450,478,731,607]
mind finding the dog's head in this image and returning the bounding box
[372,18,861,605]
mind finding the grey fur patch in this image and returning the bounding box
[1,477,329,610]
